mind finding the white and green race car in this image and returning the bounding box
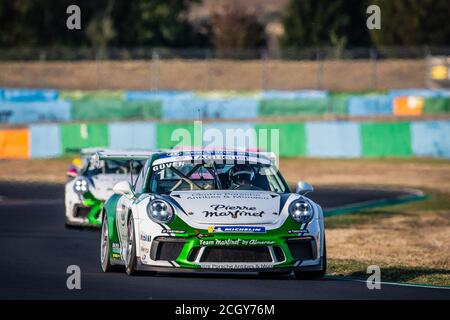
[100,149,326,279]
[64,148,148,227]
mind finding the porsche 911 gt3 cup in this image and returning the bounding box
[100,149,326,279]
[64,148,149,227]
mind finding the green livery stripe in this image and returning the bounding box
[361,122,412,157]
[104,194,122,243]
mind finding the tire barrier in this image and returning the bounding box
[2,119,449,159]
[1,88,450,123]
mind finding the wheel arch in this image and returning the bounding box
[103,194,121,243]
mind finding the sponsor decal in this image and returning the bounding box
[200,263,274,269]
[141,247,149,254]
[208,226,266,233]
[140,234,151,242]
[152,161,185,172]
[199,239,275,246]
[112,253,121,259]
[161,229,186,234]
[111,243,121,254]
[203,204,265,218]
[288,229,309,235]
[197,233,212,239]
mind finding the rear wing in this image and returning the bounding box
[93,150,159,162]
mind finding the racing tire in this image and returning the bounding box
[100,216,116,272]
[125,217,139,275]
[294,236,327,280]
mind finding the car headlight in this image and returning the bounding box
[289,199,314,224]
[73,177,89,195]
[147,199,174,223]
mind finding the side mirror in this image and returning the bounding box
[66,166,79,179]
[295,181,314,195]
[113,181,135,199]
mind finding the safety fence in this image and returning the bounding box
[1,88,450,124]
[1,119,449,159]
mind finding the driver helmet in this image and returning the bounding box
[229,164,255,186]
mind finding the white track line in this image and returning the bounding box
[327,276,450,290]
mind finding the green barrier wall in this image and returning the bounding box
[361,122,412,157]
[424,97,450,114]
[156,123,196,149]
[60,123,109,153]
[328,94,350,114]
[71,100,161,121]
[259,99,328,116]
[255,122,306,157]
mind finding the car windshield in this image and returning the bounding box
[84,159,144,176]
[149,160,287,194]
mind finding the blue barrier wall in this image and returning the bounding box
[411,121,450,158]
[306,122,361,157]
[1,88,59,102]
[0,101,71,124]
[125,90,194,101]
[108,122,156,150]
[29,124,62,158]
[161,97,259,120]
[348,96,391,116]
[261,90,328,99]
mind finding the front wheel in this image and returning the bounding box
[294,236,327,280]
[100,216,113,272]
[125,217,138,275]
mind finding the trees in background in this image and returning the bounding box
[282,0,450,49]
[368,0,450,47]
[0,0,207,48]
[0,0,449,50]
[209,2,266,52]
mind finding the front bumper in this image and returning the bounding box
[136,257,324,273]
[138,233,322,271]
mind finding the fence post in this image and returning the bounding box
[261,50,268,90]
[39,50,47,88]
[316,49,323,90]
[370,48,377,90]
[95,49,100,89]
[206,49,213,91]
[151,50,160,91]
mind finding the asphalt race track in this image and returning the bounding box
[0,182,448,299]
